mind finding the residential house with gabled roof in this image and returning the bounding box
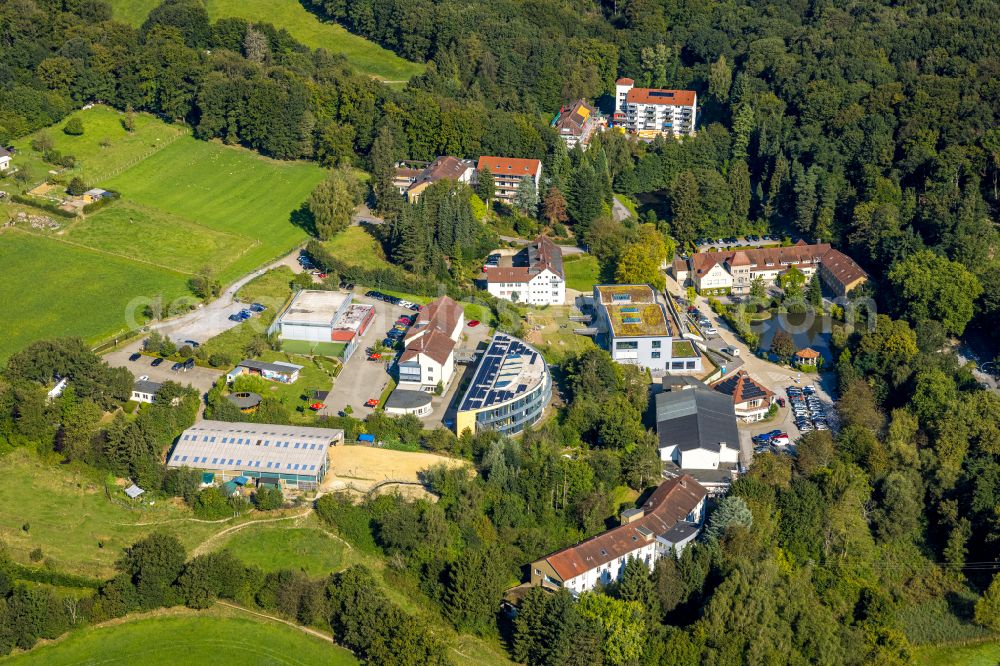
[710,370,775,422]
[553,100,601,150]
[0,147,13,171]
[529,475,707,594]
[397,295,464,391]
[485,235,565,305]
[394,156,476,202]
[476,156,542,203]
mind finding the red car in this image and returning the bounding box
[368,352,381,361]
[317,273,327,279]
[365,398,380,408]
[468,320,480,327]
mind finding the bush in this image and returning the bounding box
[67,177,87,196]
[254,486,283,511]
[63,117,84,135]
[29,548,44,562]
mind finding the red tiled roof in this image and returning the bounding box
[710,370,774,405]
[616,77,634,86]
[485,267,532,283]
[477,156,541,179]
[539,476,706,581]
[729,250,751,267]
[819,248,867,289]
[794,348,821,359]
[625,88,696,106]
[554,100,597,138]
[485,235,563,283]
[399,329,456,366]
[404,296,462,345]
[689,243,833,276]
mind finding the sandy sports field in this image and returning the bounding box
[322,445,468,493]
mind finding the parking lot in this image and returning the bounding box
[693,235,788,252]
[104,340,223,393]
[318,292,417,416]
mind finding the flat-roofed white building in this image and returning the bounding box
[272,290,373,359]
[167,420,344,489]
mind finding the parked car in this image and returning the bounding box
[171,362,183,372]
[382,338,396,348]
[229,314,242,322]
[129,352,141,362]
[183,358,195,370]
[772,435,791,446]
[468,320,480,327]
[704,327,718,335]
[138,375,149,381]
[151,357,164,367]
[365,398,380,408]
[250,303,266,313]
[777,397,786,408]
[341,282,355,291]
[368,352,381,361]
[183,339,200,348]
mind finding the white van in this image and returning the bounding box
[723,346,741,357]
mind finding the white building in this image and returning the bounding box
[710,370,775,422]
[485,235,565,306]
[655,379,742,494]
[394,156,476,202]
[271,290,373,359]
[613,78,696,138]
[397,296,464,391]
[529,476,707,594]
[593,284,702,373]
[131,379,162,404]
[0,147,12,171]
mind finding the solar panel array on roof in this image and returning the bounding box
[649,91,676,98]
[459,334,544,412]
[623,316,642,324]
[612,293,631,302]
[620,306,638,313]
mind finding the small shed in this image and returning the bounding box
[221,480,240,497]
[201,472,215,486]
[234,476,250,486]
[793,347,821,366]
[124,484,145,499]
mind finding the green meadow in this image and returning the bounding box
[107,0,424,83]
[0,106,325,358]
[0,607,357,666]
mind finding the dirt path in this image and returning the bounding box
[216,600,335,644]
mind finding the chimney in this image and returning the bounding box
[620,508,645,525]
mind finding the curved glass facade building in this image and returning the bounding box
[454,333,551,436]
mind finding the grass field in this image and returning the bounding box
[65,203,256,275]
[0,606,357,665]
[563,254,601,292]
[0,230,190,360]
[524,306,597,362]
[101,134,325,282]
[107,0,424,83]
[0,449,225,579]
[322,226,393,270]
[914,640,1000,665]
[281,340,346,357]
[236,266,296,308]
[1,106,325,358]
[214,521,346,576]
[10,106,186,185]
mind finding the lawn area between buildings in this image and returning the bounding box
[0,605,357,665]
[524,306,597,362]
[562,254,602,292]
[0,230,190,361]
[106,0,424,83]
[280,340,347,357]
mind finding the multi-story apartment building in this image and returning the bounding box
[593,284,702,373]
[484,235,565,306]
[613,78,697,138]
[528,475,707,595]
[455,333,551,436]
[476,156,542,203]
